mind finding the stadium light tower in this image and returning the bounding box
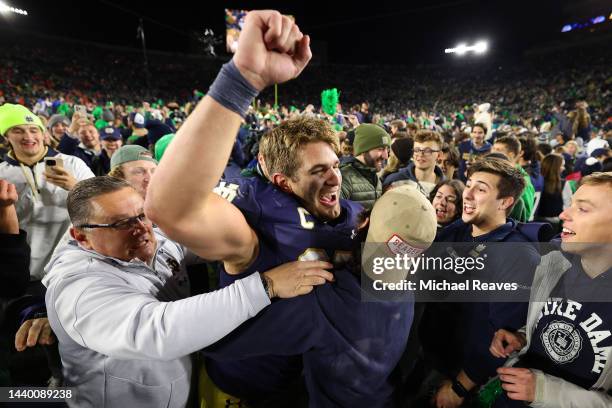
[0,1,28,15]
[445,40,489,56]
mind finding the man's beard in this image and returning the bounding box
[363,151,383,170]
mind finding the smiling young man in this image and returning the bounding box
[418,157,541,408]
[0,103,94,280]
[145,11,362,403]
[383,129,445,195]
[489,172,612,407]
[58,122,115,175]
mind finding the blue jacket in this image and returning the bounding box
[204,266,413,407]
[207,175,362,400]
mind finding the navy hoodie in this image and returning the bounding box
[420,219,541,385]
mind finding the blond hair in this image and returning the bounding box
[259,116,339,180]
[579,172,612,189]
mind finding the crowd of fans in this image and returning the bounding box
[1,10,611,408]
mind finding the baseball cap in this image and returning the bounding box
[99,126,122,141]
[591,147,610,158]
[110,145,157,169]
[362,184,437,283]
[0,103,45,136]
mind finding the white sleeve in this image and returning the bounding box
[529,369,612,408]
[53,270,270,360]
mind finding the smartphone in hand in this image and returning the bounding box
[44,157,64,173]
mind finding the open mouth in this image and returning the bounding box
[561,227,576,239]
[435,207,448,218]
[319,192,338,207]
[464,204,476,215]
[21,141,37,148]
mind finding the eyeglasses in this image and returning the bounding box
[77,213,149,230]
[413,148,440,156]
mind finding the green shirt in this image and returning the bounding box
[509,165,535,222]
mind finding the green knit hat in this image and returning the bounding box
[154,133,174,161]
[110,145,158,170]
[0,104,45,136]
[353,124,391,156]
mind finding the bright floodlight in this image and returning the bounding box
[455,43,468,55]
[0,1,28,15]
[473,41,488,54]
[445,41,488,56]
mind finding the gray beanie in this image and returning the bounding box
[47,114,71,130]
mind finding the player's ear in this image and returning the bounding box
[271,173,293,194]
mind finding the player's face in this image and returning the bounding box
[559,183,612,255]
[289,141,342,221]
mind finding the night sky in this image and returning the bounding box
[2,0,609,64]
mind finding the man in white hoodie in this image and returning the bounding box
[0,103,94,281]
[43,176,333,407]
